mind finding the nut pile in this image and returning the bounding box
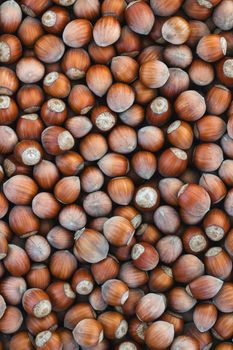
[0,0,233,349]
